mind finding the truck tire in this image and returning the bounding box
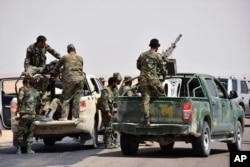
[227,121,242,151]
[160,142,175,151]
[192,121,211,157]
[120,134,139,155]
[43,138,56,145]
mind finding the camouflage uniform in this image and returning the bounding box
[52,44,84,120]
[137,48,166,123]
[17,80,40,154]
[24,43,61,76]
[119,76,133,96]
[98,78,117,149]
[113,72,122,97]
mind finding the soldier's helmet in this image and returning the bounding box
[124,75,132,83]
[113,72,123,82]
[67,44,75,50]
[149,38,160,48]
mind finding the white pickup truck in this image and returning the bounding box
[0,74,104,148]
[218,77,250,116]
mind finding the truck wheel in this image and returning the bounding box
[160,142,175,151]
[192,121,211,157]
[120,134,139,155]
[43,138,56,145]
[227,121,242,151]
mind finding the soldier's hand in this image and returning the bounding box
[107,111,112,118]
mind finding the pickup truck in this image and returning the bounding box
[112,73,245,157]
[218,77,250,116]
[0,74,104,148]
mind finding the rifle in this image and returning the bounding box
[162,34,182,61]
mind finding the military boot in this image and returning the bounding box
[26,145,35,154]
[16,146,21,154]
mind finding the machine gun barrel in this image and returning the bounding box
[162,34,182,61]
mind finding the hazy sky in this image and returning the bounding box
[0,0,249,78]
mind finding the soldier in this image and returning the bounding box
[16,76,41,154]
[119,75,133,96]
[51,44,84,121]
[136,38,166,126]
[24,35,61,76]
[113,72,122,97]
[98,77,118,149]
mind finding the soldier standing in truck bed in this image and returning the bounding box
[136,38,166,126]
[51,44,84,121]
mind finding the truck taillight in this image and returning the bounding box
[182,101,192,122]
[79,100,87,112]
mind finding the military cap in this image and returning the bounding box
[67,44,75,50]
[113,72,122,81]
[149,38,160,48]
[124,75,132,82]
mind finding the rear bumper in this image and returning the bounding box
[112,122,191,136]
[11,119,90,136]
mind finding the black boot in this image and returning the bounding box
[26,145,35,154]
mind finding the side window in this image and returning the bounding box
[205,78,217,97]
[232,79,237,92]
[240,81,248,94]
[214,79,227,98]
[90,78,104,94]
[83,80,90,96]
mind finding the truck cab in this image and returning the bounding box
[218,77,250,116]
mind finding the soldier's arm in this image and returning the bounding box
[24,47,33,71]
[158,55,167,77]
[100,89,111,113]
[18,88,24,106]
[136,54,143,70]
[46,44,61,59]
[52,56,65,73]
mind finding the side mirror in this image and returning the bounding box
[229,91,238,99]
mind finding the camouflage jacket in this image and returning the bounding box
[18,86,41,115]
[97,86,114,113]
[137,49,166,80]
[119,85,133,96]
[24,43,61,74]
[53,52,84,83]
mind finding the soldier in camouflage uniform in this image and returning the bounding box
[24,35,61,76]
[119,75,133,96]
[16,76,41,154]
[51,44,84,121]
[98,77,118,149]
[136,38,166,126]
[113,72,122,96]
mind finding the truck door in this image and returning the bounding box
[204,78,223,133]
[0,78,21,129]
[213,79,234,132]
[239,79,250,114]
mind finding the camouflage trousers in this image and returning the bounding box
[140,78,165,120]
[61,80,83,120]
[102,113,117,146]
[17,114,35,146]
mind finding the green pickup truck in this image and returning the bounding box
[112,73,245,157]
